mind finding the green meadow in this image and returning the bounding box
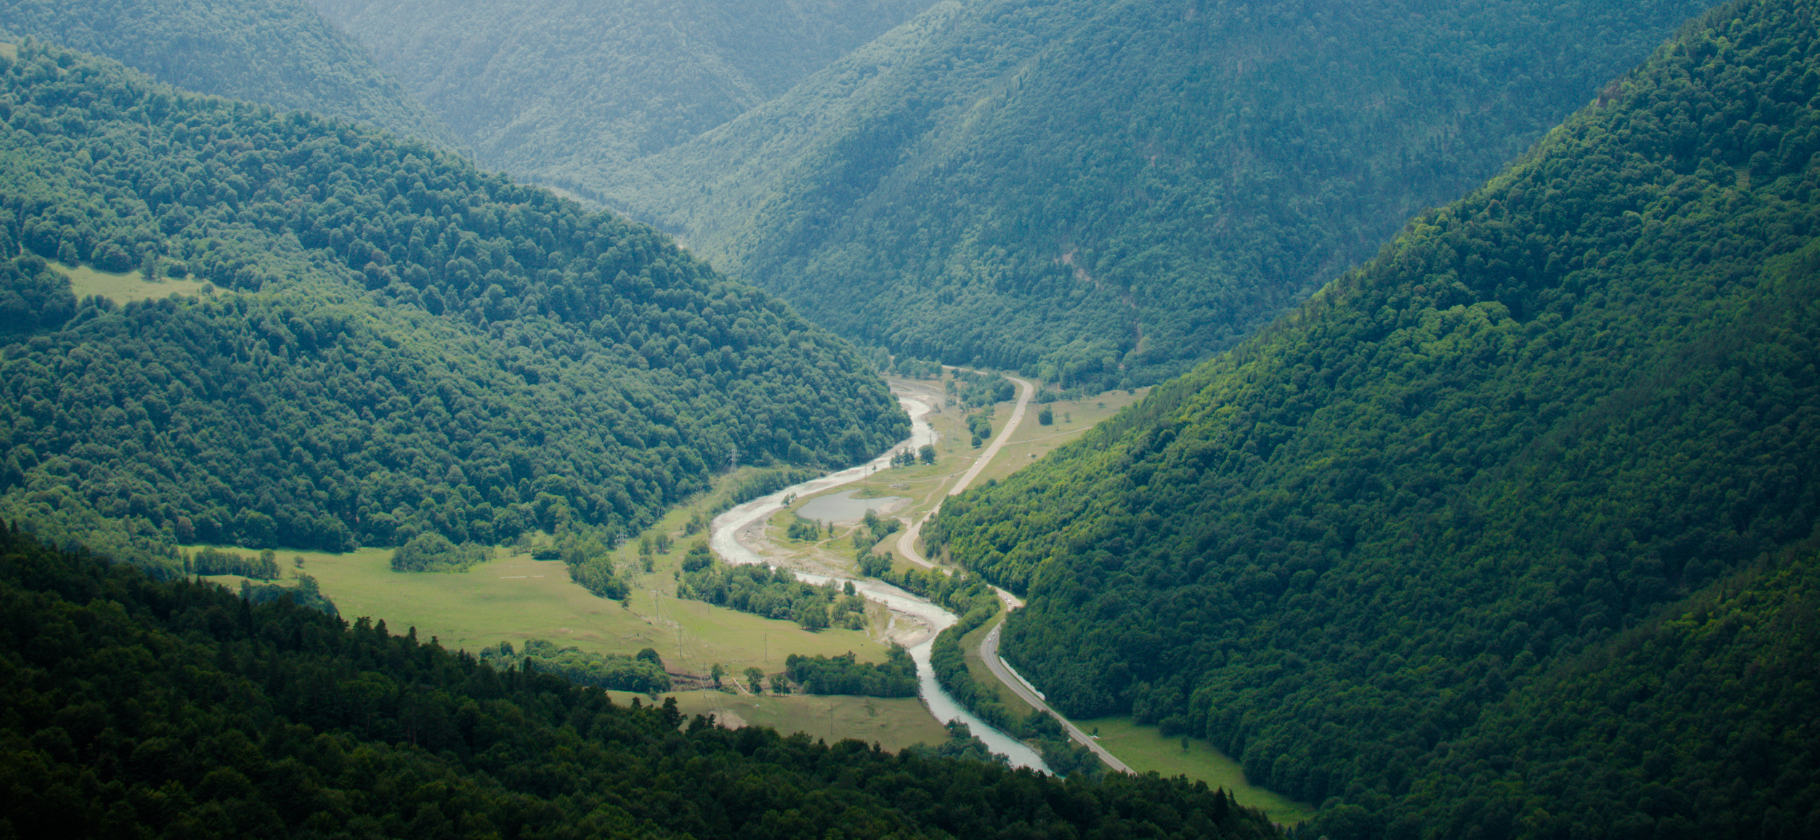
[1079,715,1316,825]
[974,389,1147,486]
[193,372,1156,753]
[55,260,211,303]
[608,690,950,753]
[295,547,890,678]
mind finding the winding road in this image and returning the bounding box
[981,620,1132,773]
[894,372,1032,570]
[894,372,1133,774]
[710,369,1127,774]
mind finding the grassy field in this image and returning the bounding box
[1077,715,1316,825]
[606,689,949,752]
[974,388,1147,486]
[294,546,890,678]
[54,261,212,304]
[185,373,1156,754]
[830,377,1146,566]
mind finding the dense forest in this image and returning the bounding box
[0,526,1284,839]
[677,558,872,632]
[308,0,937,185]
[783,647,918,697]
[478,639,673,695]
[616,0,1713,389]
[0,41,908,567]
[930,0,1820,835]
[0,0,458,149]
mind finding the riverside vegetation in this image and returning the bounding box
[930,0,1820,835]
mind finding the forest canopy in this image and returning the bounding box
[930,0,1820,835]
[0,524,1284,839]
[0,40,908,568]
[615,0,1713,389]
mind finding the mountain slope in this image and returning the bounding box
[611,0,1714,388]
[928,0,1820,833]
[0,0,460,149]
[0,41,907,567]
[308,0,937,184]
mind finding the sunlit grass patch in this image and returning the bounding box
[1077,714,1316,825]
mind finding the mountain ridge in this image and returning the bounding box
[0,0,461,149]
[605,0,1716,388]
[928,0,1820,833]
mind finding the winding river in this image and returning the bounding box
[708,396,1052,772]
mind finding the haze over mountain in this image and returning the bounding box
[0,0,460,149]
[598,0,1713,387]
[308,0,939,186]
[930,0,1820,834]
[0,40,906,575]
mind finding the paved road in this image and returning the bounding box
[981,619,1133,774]
[892,372,1133,774]
[947,374,1035,498]
[894,373,1032,570]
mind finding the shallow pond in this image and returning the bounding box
[796,488,908,523]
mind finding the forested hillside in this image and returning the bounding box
[614,0,1714,389]
[0,41,907,568]
[0,0,459,149]
[0,527,1284,839]
[929,0,1820,834]
[308,0,937,186]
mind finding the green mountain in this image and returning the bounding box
[0,527,1284,839]
[308,0,938,184]
[928,0,1820,833]
[0,0,460,149]
[0,40,907,569]
[610,0,1714,389]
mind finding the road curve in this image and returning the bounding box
[894,373,1033,570]
[948,374,1035,498]
[895,372,1134,774]
[981,620,1133,774]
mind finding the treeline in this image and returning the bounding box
[0,40,907,565]
[678,559,868,632]
[190,546,279,579]
[783,647,916,697]
[0,525,1283,839]
[0,0,460,148]
[930,1,1820,835]
[389,532,486,573]
[880,564,1002,618]
[478,639,671,695]
[628,0,1710,389]
[952,369,1014,407]
[239,572,337,616]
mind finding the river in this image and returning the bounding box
[708,395,1052,772]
